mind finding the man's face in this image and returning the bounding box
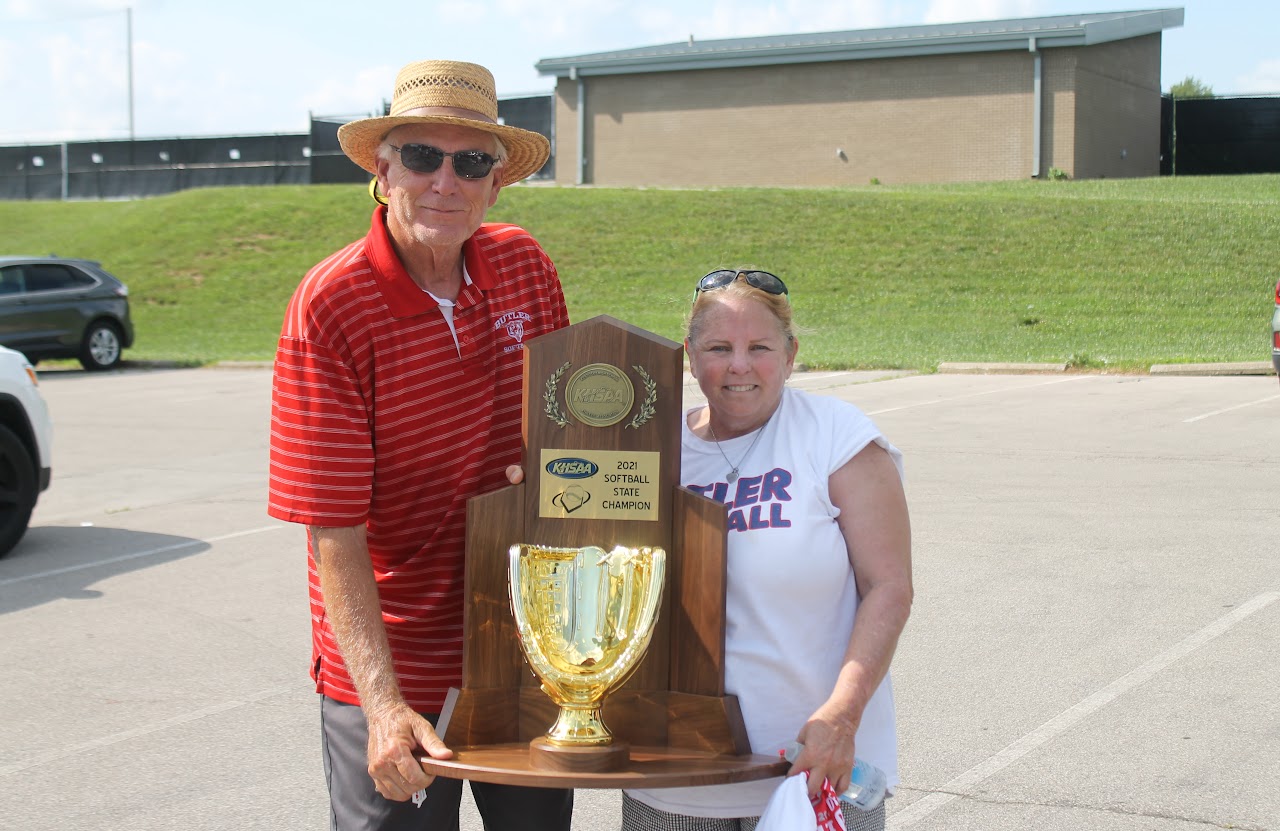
[376,123,503,254]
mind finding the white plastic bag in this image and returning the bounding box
[756,775,818,831]
[756,772,850,831]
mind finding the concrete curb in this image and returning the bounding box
[1149,361,1275,376]
[937,362,1067,374]
[107,359,1276,378]
[208,360,274,369]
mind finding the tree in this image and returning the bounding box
[1169,76,1214,98]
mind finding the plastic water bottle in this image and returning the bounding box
[781,741,887,811]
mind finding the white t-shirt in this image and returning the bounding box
[627,387,903,818]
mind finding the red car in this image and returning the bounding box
[1272,279,1280,380]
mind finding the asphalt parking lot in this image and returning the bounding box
[1,366,1276,831]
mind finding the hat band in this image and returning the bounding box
[391,106,498,125]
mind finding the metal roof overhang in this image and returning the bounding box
[535,8,1184,78]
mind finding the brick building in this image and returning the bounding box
[535,8,1184,186]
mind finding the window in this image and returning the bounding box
[0,266,25,295]
[23,264,97,293]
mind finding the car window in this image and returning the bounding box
[23,264,98,293]
[0,266,26,295]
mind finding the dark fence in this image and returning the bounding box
[0,134,310,200]
[499,94,555,180]
[309,117,369,185]
[1162,94,1280,176]
[1,95,556,200]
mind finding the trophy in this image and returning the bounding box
[429,316,787,787]
[510,544,665,770]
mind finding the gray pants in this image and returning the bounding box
[321,696,573,831]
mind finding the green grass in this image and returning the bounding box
[2,176,1276,371]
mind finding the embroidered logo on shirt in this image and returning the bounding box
[494,311,533,351]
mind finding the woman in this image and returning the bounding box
[622,270,913,831]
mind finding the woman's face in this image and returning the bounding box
[687,293,797,437]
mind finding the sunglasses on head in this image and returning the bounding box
[388,143,499,180]
[694,270,790,300]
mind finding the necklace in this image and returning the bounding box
[707,416,770,483]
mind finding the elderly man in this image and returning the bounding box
[268,61,571,831]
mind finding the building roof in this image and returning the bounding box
[536,8,1184,78]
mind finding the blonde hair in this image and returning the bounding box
[686,278,796,348]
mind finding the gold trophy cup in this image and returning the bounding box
[509,543,666,771]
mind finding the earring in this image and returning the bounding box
[368,178,388,206]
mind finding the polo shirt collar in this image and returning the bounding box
[365,205,498,318]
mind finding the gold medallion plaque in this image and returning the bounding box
[564,363,635,427]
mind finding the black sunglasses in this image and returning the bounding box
[388,143,499,180]
[694,270,790,300]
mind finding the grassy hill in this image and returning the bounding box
[2,176,1276,371]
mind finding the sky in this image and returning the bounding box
[1,0,1277,145]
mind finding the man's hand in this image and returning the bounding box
[365,702,454,801]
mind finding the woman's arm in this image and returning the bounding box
[791,441,913,798]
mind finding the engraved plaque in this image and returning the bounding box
[539,449,662,521]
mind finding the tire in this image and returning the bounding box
[0,423,37,558]
[79,320,123,371]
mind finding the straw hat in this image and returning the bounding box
[338,60,550,186]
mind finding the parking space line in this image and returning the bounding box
[0,525,289,587]
[1182,393,1280,423]
[0,684,296,778]
[888,591,1280,828]
[868,376,1092,416]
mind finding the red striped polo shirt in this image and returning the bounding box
[268,206,569,711]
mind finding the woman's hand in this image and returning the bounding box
[792,708,859,799]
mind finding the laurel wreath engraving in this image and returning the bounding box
[543,361,572,428]
[625,365,657,430]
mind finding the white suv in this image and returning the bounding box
[0,346,52,557]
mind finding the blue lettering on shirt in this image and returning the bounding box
[688,468,792,533]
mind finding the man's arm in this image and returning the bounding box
[310,525,453,801]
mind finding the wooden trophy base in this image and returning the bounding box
[419,744,789,789]
[529,737,630,773]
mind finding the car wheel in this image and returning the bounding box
[79,320,123,371]
[0,423,37,558]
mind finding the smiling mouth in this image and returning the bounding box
[725,384,756,392]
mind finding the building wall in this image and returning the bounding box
[1043,49,1079,177]
[554,36,1162,186]
[553,81,581,184]
[1070,34,1164,178]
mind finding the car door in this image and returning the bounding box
[0,263,100,353]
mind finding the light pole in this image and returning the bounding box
[126,7,135,141]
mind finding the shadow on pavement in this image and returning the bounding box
[0,525,209,614]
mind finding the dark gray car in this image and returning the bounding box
[0,256,135,370]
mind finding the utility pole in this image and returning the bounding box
[127,7,135,141]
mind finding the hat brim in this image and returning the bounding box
[338,115,550,186]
